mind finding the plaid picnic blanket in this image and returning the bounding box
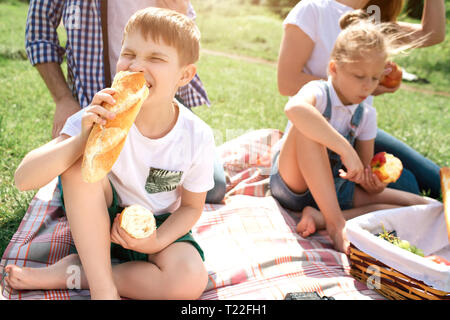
[0,129,383,300]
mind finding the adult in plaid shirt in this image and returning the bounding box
[25,0,210,139]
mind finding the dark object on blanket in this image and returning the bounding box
[284,292,335,300]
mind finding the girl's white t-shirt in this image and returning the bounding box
[290,78,378,141]
[61,101,215,215]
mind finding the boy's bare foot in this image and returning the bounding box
[296,206,326,237]
[4,253,84,291]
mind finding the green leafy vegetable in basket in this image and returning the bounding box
[376,224,424,257]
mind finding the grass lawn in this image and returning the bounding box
[0,0,448,255]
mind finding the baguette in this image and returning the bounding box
[119,204,156,239]
[440,167,450,242]
[82,71,149,183]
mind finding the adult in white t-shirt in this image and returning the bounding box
[61,100,215,215]
[276,0,445,198]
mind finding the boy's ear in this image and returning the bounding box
[328,60,337,77]
[178,63,197,87]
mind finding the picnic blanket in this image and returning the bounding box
[0,129,383,300]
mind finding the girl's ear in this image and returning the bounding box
[329,60,337,77]
[178,63,197,87]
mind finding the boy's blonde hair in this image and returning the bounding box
[123,7,200,66]
[331,10,425,65]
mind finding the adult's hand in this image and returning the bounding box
[35,62,82,138]
[155,0,189,15]
[52,97,82,138]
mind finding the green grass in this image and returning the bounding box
[193,0,283,62]
[195,54,288,144]
[0,0,449,256]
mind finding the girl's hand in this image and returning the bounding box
[110,215,161,255]
[80,88,117,139]
[339,148,364,184]
[359,166,387,194]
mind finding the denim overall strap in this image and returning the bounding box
[346,102,364,146]
[319,80,332,121]
[318,81,364,176]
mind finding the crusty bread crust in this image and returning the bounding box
[440,167,450,242]
[82,71,149,183]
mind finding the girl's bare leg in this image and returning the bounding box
[296,185,429,237]
[278,127,348,253]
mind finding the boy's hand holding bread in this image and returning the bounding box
[111,205,160,254]
[81,71,149,183]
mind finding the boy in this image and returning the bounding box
[7,8,214,300]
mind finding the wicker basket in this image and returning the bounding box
[349,244,450,300]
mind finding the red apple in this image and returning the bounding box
[370,152,403,184]
[379,61,403,89]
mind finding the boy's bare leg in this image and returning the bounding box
[113,242,208,300]
[278,127,349,253]
[60,157,119,300]
[5,243,208,300]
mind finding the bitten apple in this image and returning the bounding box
[370,152,403,184]
[380,61,402,89]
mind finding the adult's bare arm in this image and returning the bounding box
[277,24,321,97]
[35,62,81,138]
[396,0,446,47]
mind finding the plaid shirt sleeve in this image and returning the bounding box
[25,0,66,66]
[177,73,211,108]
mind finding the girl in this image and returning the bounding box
[277,0,445,199]
[270,11,429,254]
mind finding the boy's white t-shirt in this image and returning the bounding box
[283,0,374,106]
[61,101,215,215]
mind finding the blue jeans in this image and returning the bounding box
[178,96,226,204]
[375,129,441,198]
[205,154,227,204]
[269,151,355,212]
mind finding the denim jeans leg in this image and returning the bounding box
[205,153,227,204]
[375,128,441,198]
[386,168,420,195]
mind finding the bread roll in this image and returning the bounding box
[440,167,450,242]
[119,204,156,239]
[82,71,149,183]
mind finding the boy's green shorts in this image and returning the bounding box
[57,177,204,261]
